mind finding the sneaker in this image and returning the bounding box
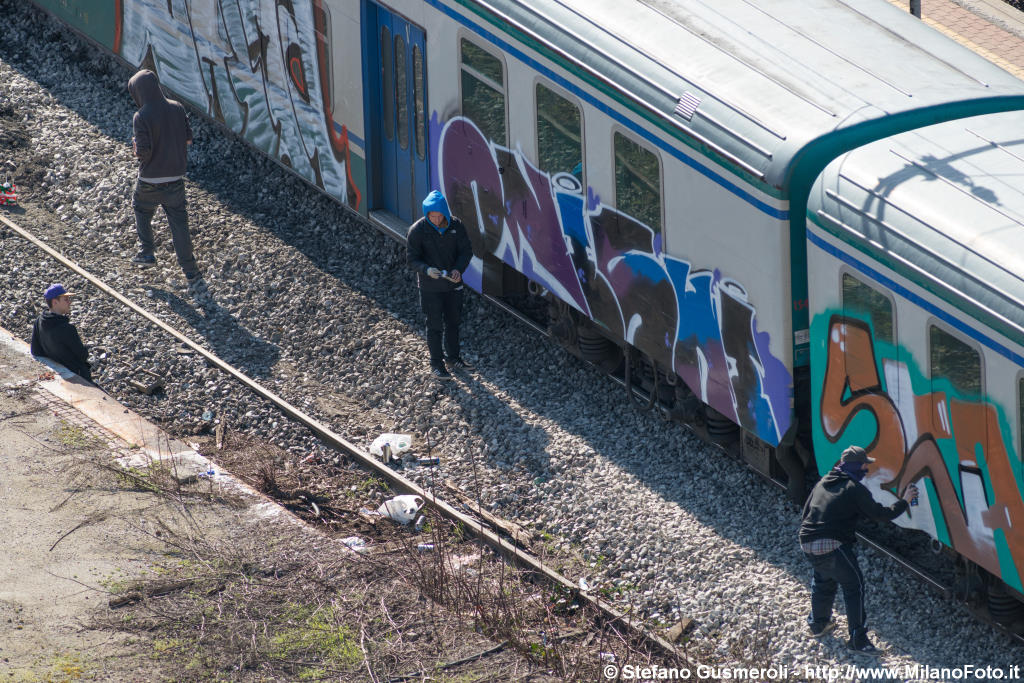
[807,620,836,638]
[847,637,884,656]
[431,364,452,380]
[447,356,474,370]
[131,252,156,267]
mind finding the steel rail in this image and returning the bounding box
[0,212,691,664]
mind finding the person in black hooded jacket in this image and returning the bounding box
[798,445,917,655]
[128,69,205,295]
[30,283,92,382]
[407,190,473,379]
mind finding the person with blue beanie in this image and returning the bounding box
[798,445,918,654]
[407,190,473,379]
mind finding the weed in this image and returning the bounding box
[10,653,90,682]
[266,603,361,676]
[55,422,98,450]
[114,466,159,493]
[357,474,386,493]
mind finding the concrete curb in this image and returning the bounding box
[0,324,312,533]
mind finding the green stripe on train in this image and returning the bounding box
[33,0,118,51]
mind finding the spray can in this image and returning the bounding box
[416,543,435,553]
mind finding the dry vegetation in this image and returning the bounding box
[67,430,690,682]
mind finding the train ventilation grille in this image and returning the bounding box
[674,92,701,120]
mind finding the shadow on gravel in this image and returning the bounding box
[441,371,553,476]
[148,287,279,378]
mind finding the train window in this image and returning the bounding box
[841,274,893,344]
[613,132,661,233]
[382,26,394,142]
[395,34,409,151]
[536,82,582,181]
[929,325,982,397]
[413,45,426,160]
[460,39,506,145]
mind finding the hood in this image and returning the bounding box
[128,70,166,109]
[40,310,69,327]
[821,467,856,490]
[422,190,452,224]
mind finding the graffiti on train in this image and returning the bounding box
[118,0,360,207]
[816,315,1024,590]
[435,116,791,444]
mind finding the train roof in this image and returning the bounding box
[488,0,1024,189]
[810,111,1024,344]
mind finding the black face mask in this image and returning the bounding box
[838,461,867,481]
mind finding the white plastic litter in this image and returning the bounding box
[341,536,369,554]
[377,494,424,525]
[369,433,413,457]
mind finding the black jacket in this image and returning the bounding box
[798,469,908,546]
[30,311,92,382]
[129,69,192,182]
[407,217,473,292]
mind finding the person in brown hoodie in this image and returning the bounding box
[128,69,205,295]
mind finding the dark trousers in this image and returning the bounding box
[420,288,463,366]
[133,178,199,280]
[806,544,867,640]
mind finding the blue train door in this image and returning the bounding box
[363,2,429,224]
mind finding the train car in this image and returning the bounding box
[808,110,1024,621]
[25,0,1024,622]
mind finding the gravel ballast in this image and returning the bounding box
[1,2,1020,675]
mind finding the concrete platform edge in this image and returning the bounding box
[0,324,308,531]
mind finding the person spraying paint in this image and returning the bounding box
[798,445,918,655]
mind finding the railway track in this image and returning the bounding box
[0,211,693,669]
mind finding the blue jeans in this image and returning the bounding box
[133,178,199,280]
[805,544,867,640]
[420,288,463,366]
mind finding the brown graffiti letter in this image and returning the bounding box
[821,317,906,475]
